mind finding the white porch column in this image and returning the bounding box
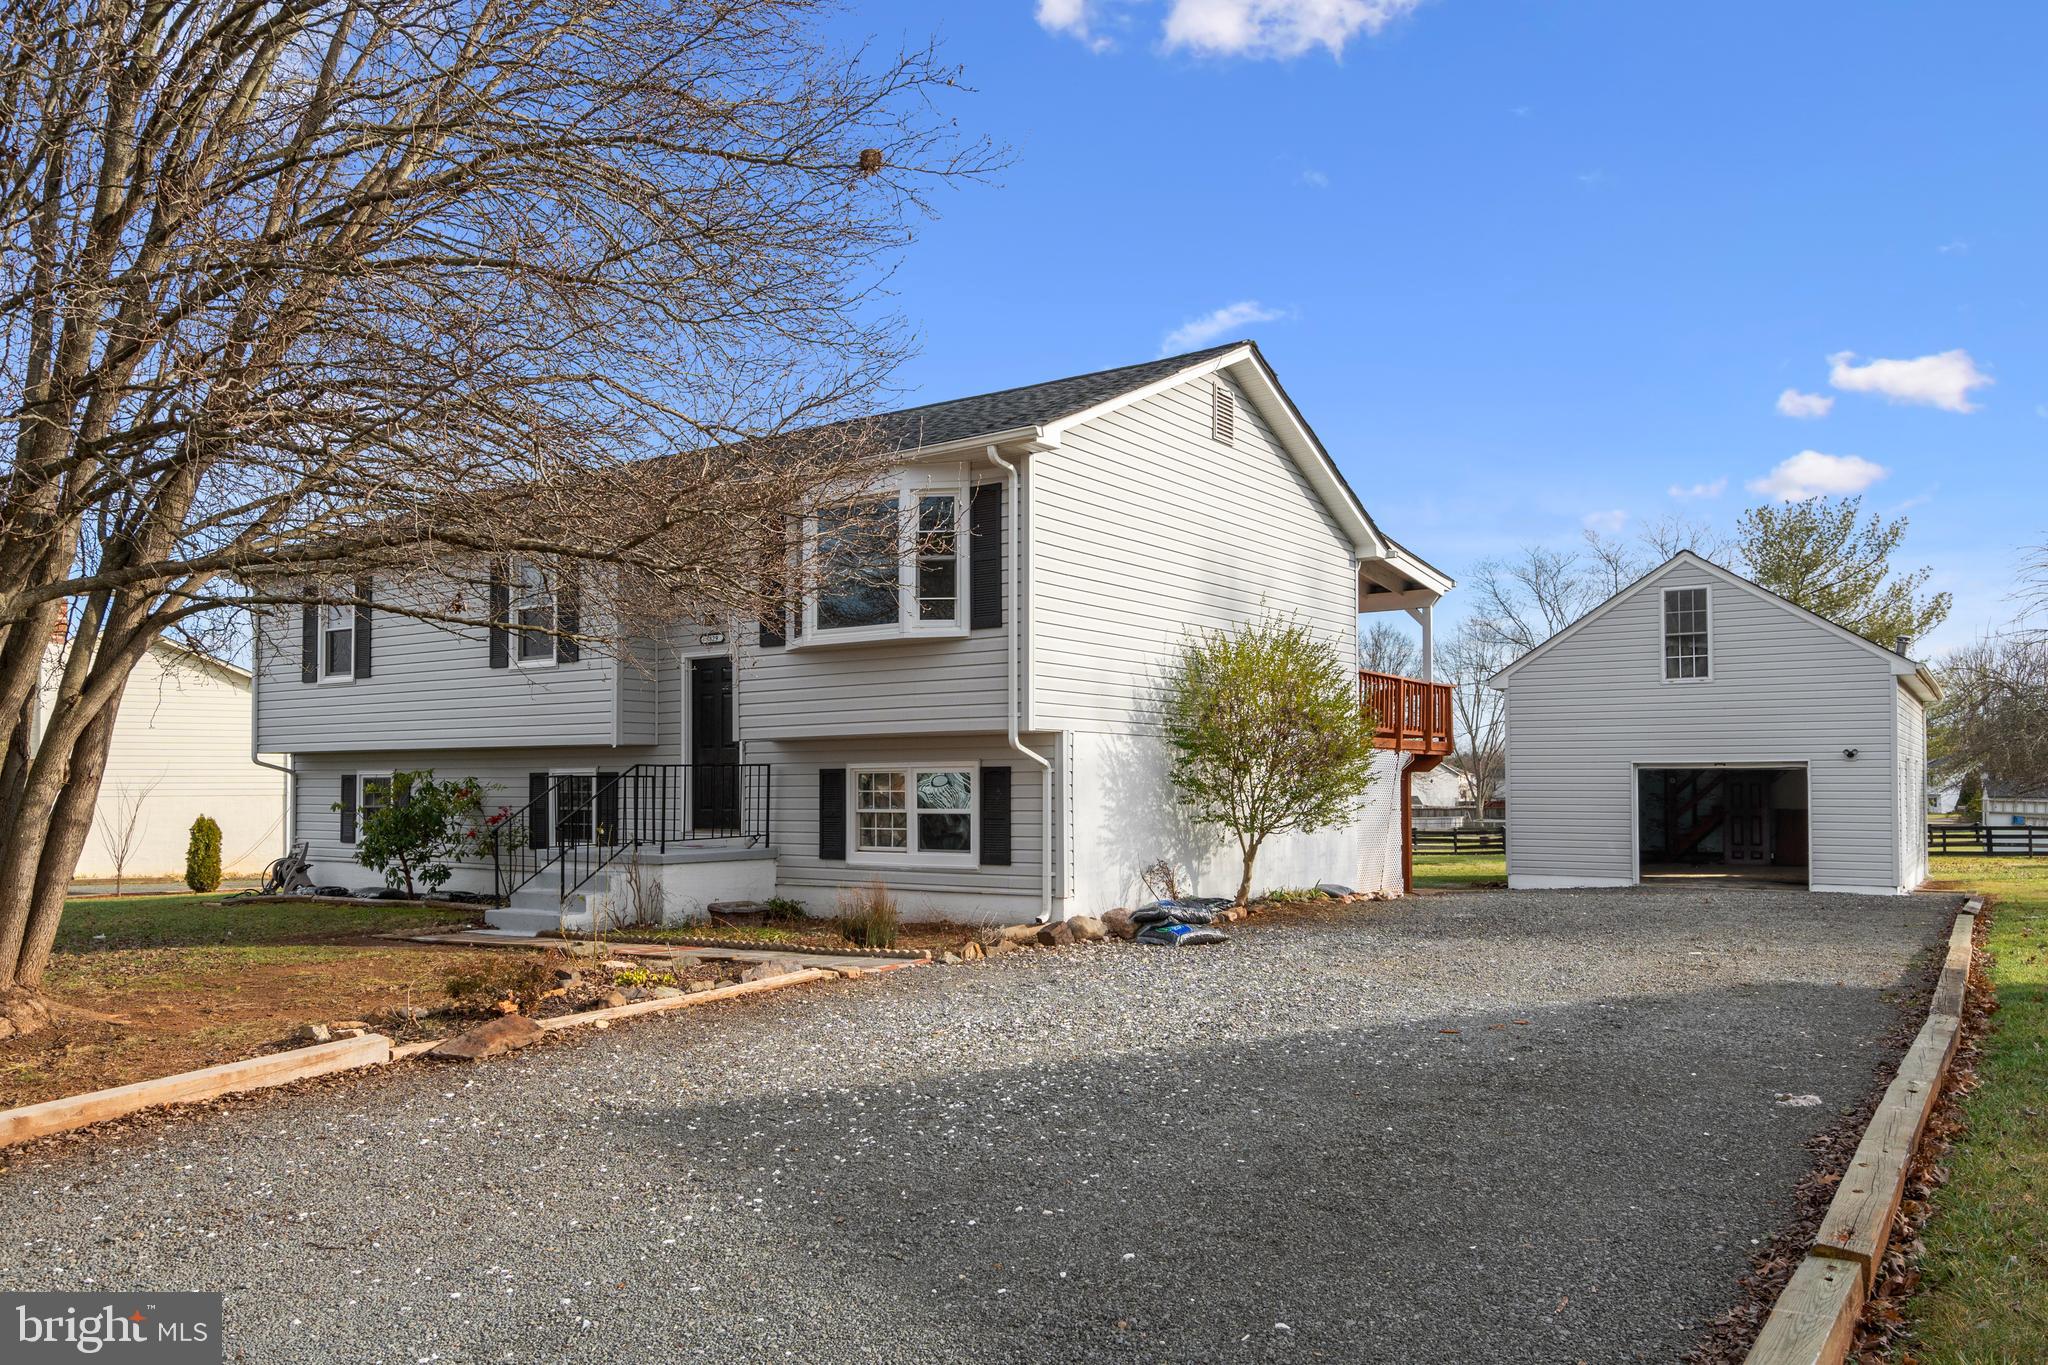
[1405,604,1434,681]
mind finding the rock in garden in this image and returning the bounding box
[601,990,628,1008]
[982,937,1016,958]
[941,951,962,964]
[291,1022,333,1045]
[741,958,803,982]
[1102,909,1139,941]
[1068,916,1108,942]
[961,940,985,960]
[651,985,683,999]
[1000,922,1044,946]
[687,979,718,993]
[1036,921,1076,947]
[429,1014,543,1061]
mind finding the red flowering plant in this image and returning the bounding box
[336,770,498,897]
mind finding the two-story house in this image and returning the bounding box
[252,341,1453,929]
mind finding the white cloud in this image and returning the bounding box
[1161,0,1424,59]
[1775,388,1834,419]
[1299,168,1330,189]
[1582,508,1628,535]
[1746,451,1890,502]
[1036,0,1115,51]
[1937,239,1970,255]
[1667,478,1727,500]
[1827,349,1992,413]
[1161,300,1286,353]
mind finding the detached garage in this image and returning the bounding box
[1490,552,1942,896]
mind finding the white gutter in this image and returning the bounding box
[987,445,1055,925]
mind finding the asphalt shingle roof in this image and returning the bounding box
[863,341,1245,449]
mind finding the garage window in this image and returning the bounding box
[1663,587,1710,680]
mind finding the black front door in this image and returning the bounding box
[690,658,739,831]
[1725,772,1774,864]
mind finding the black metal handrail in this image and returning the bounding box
[491,763,772,904]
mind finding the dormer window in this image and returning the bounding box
[1663,587,1710,680]
[802,474,969,643]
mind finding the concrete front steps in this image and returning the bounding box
[484,843,777,935]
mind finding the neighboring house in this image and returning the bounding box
[1409,764,1463,807]
[1926,781,1962,817]
[34,639,289,884]
[1985,783,2048,827]
[1489,552,1941,896]
[252,342,1454,928]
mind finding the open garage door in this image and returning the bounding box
[1637,765,1810,889]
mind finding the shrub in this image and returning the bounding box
[764,896,809,922]
[1160,614,1378,905]
[835,879,899,948]
[184,816,222,892]
[342,771,489,897]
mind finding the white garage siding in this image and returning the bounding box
[1500,559,1911,895]
[1896,686,1928,890]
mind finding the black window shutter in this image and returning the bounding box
[596,770,620,846]
[528,772,550,848]
[488,559,510,668]
[353,576,373,678]
[339,774,357,843]
[969,482,1004,630]
[980,765,1012,866]
[818,768,846,860]
[556,563,580,662]
[300,598,318,683]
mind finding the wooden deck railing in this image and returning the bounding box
[1360,670,1454,755]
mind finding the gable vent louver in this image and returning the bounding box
[1211,382,1235,444]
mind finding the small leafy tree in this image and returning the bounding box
[345,772,489,898]
[1161,616,1379,905]
[184,816,222,893]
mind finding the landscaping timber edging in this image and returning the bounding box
[0,1033,393,1149]
[0,955,899,1152]
[1745,897,1983,1365]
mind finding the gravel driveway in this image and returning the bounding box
[0,888,1955,1363]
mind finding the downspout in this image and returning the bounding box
[987,445,1055,924]
[248,642,294,863]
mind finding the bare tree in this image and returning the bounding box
[1933,635,2048,795]
[1439,624,1507,821]
[94,778,159,896]
[0,0,996,1034]
[1465,546,1599,655]
[1359,620,1420,677]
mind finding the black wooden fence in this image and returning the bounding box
[1928,823,2048,856]
[1412,828,1506,855]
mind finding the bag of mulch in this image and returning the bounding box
[1135,922,1230,948]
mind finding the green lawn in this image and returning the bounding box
[55,892,477,952]
[1896,856,2048,1360]
[1409,850,1506,888]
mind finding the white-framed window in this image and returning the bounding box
[801,473,969,643]
[342,770,394,844]
[320,601,355,680]
[850,763,976,864]
[513,559,555,665]
[1662,586,1710,681]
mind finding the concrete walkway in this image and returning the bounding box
[0,888,1955,1363]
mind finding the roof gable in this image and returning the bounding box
[1489,551,1940,700]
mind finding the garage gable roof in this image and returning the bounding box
[1488,551,1942,700]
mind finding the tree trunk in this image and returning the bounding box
[13,705,119,990]
[1235,837,1264,907]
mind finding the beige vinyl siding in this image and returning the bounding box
[1502,562,1903,891]
[759,733,1047,915]
[253,586,624,754]
[1896,684,1928,889]
[734,474,1017,740]
[62,645,287,879]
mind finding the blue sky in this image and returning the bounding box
[828,1,2047,653]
